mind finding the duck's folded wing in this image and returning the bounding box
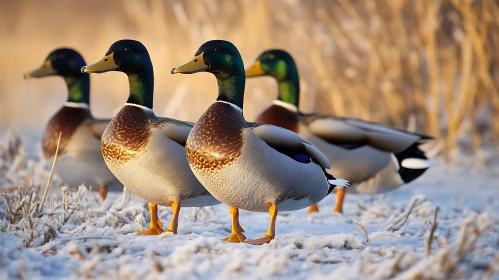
[250,123,331,170]
[156,118,194,146]
[304,116,432,153]
[88,119,111,139]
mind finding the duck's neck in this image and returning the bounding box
[277,72,300,108]
[126,65,154,109]
[216,68,245,110]
[65,74,90,104]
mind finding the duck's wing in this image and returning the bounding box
[156,117,194,146]
[249,123,331,170]
[87,119,111,139]
[302,115,432,153]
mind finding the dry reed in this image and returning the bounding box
[0,0,498,159]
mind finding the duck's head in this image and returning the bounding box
[24,48,86,79]
[172,40,245,109]
[82,39,154,108]
[246,49,300,107]
[25,48,91,104]
[245,49,297,81]
[171,40,243,78]
[82,40,151,74]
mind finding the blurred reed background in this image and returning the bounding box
[0,0,498,159]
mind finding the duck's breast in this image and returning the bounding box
[42,106,92,158]
[256,105,299,132]
[102,105,217,207]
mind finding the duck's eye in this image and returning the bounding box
[124,47,130,51]
[269,54,275,60]
[214,48,220,52]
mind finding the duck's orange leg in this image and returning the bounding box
[223,206,246,243]
[307,203,319,213]
[333,188,347,213]
[139,203,164,235]
[245,204,278,245]
[99,186,107,201]
[166,201,181,234]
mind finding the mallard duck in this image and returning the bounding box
[172,40,348,245]
[81,40,220,235]
[245,49,433,213]
[24,48,118,200]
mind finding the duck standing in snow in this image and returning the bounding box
[24,48,118,200]
[245,49,433,213]
[172,40,348,244]
[82,40,220,235]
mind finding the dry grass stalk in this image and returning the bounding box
[384,195,424,231]
[425,206,439,256]
[39,132,61,213]
[352,220,370,242]
[1,0,497,158]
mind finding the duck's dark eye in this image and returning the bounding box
[269,54,275,60]
[214,48,220,52]
[124,47,130,51]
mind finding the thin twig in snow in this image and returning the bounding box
[353,220,370,242]
[384,195,424,231]
[38,132,61,213]
[426,207,439,256]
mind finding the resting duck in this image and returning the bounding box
[82,40,220,235]
[172,40,348,244]
[245,49,433,213]
[24,48,118,200]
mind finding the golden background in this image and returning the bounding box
[1,0,498,157]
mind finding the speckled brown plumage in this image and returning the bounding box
[186,102,245,173]
[101,106,153,168]
[42,106,92,158]
[256,105,299,133]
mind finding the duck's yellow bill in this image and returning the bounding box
[81,53,118,73]
[24,60,57,79]
[245,61,265,77]
[171,53,208,74]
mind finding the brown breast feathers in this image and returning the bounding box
[101,105,153,168]
[256,105,299,133]
[185,102,245,174]
[42,106,92,158]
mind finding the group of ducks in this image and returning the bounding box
[24,39,432,245]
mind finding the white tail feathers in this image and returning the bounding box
[400,158,438,169]
[328,178,349,187]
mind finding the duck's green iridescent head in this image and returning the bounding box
[246,49,300,107]
[25,48,87,79]
[82,40,151,75]
[82,40,154,109]
[172,40,246,109]
[25,48,90,104]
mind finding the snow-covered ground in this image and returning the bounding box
[0,131,498,279]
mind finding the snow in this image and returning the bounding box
[0,131,498,279]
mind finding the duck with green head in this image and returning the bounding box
[24,48,118,200]
[82,39,221,236]
[172,40,348,245]
[245,49,433,214]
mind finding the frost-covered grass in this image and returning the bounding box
[1,131,498,279]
